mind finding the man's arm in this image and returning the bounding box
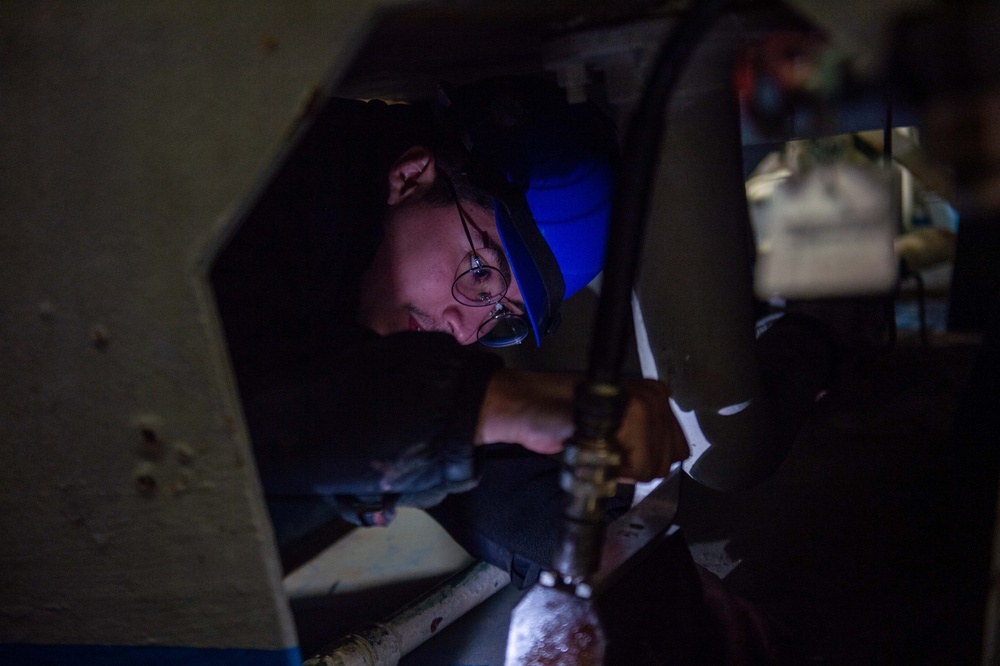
[477,368,689,481]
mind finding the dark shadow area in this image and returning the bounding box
[676,330,993,663]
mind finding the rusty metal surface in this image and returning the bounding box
[505,585,606,666]
[505,470,681,665]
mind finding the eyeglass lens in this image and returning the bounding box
[477,307,530,347]
[452,246,509,306]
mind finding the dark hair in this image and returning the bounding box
[424,135,494,212]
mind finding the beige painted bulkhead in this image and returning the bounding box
[0,1,384,652]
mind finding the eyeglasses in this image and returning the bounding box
[445,176,530,347]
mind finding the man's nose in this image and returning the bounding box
[442,303,481,345]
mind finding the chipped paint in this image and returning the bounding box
[174,441,195,465]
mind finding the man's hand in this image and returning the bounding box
[476,369,689,481]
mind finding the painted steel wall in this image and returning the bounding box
[0,2,377,662]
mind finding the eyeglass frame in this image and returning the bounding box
[441,172,531,347]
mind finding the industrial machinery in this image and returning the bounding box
[2,1,998,664]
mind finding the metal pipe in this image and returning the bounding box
[553,0,733,584]
[587,0,733,386]
[634,15,774,492]
[305,561,510,666]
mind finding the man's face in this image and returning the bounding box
[357,185,525,346]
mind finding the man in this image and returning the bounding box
[210,76,688,584]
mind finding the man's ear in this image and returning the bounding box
[387,146,436,206]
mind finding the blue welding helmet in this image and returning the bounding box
[440,77,618,346]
